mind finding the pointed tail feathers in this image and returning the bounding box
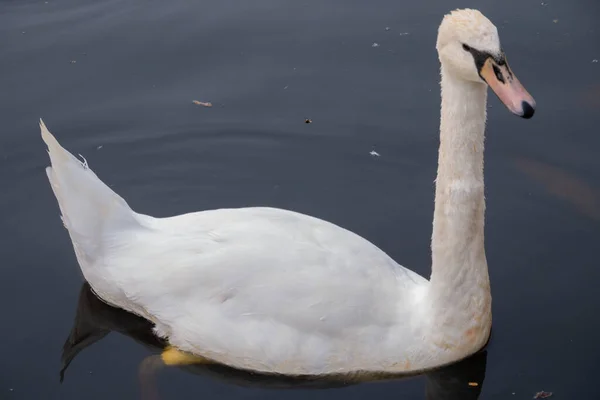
[41,119,140,265]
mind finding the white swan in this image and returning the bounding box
[42,8,535,376]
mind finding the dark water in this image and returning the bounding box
[1,0,599,398]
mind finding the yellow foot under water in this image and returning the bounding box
[160,346,212,366]
[139,347,212,400]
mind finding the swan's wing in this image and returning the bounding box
[133,207,425,328]
[112,207,428,373]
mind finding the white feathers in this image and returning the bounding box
[41,119,140,269]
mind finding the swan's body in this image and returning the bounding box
[42,9,535,375]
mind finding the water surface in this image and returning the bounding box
[1,0,599,399]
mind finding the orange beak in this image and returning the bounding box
[480,58,536,119]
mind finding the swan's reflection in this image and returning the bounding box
[61,283,487,399]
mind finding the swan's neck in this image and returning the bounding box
[427,66,492,352]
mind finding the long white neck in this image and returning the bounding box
[426,65,492,353]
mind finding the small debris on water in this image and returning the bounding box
[305,118,312,124]
[192,100,212,107]
[399,32,410,36]
[541,2,547,5]
[385,27,391,31]
[593,59,598,63]
[552,19,559,23]
[372,42,380,47]
[369,150,380,157]
[284,85,288,89]
[9,388,14,392]
[468,382,479,387]
[21,31,26,34]
[69,60,76,64]
[96,145,103,150]
[533,391,553,399]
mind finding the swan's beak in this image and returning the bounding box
[480,58,536,119]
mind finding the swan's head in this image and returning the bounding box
[436,9,536,119]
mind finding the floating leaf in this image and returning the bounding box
[192,100,212,107]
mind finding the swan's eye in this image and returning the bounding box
[497,51,506,65]
[462,43,471,51]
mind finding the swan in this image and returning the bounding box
[42,8,535,376]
